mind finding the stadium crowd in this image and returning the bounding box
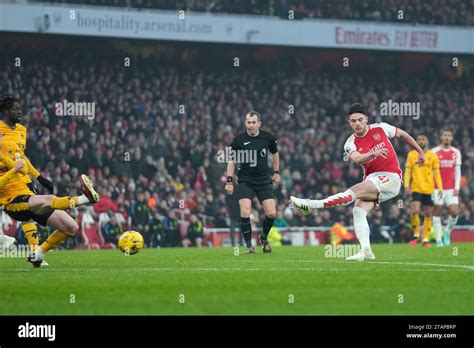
[1,39,473,248]
[31,0,473,26]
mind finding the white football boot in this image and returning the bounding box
[289,196,314,215]
[27,249,49,268]
[346,247,376,261]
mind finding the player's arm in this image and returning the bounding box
[24,155,54,193]
[269,135,280,184]
[394,128,424,166]
[344,135,387,165]
[225,139,237,195]
[24,156,41,179]
[225,160,235,194]
[433,154,443,198]
[454,150,462,196]
[349,150,388,165]
[404,152,413,195]
[0,161,26,188]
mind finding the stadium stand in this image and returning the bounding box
[1,35,472,247]
[29,0,474,26]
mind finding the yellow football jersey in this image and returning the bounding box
[404,149,443,194]
[0,120,35,204]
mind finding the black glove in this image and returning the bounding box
[37,175,54,194]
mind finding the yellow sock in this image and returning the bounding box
[410,213,420,238]
[50,196,78,210]
[40,230,71,253]
[422,216,432,242]
[22,222,39,253]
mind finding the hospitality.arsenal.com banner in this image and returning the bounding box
[0,3,472,53]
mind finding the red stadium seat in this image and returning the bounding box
[79,214,116,250]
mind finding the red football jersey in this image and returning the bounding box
[431,146,461,190]
[344,123,402,180]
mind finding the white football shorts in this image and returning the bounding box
[433,189,459,206]
[365,171,402,204]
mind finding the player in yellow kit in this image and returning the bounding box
[0,158,29,250]
[404,134,443,247]
[0,95,100,267]
[0,108,54,262]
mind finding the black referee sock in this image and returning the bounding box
[261,216,275,242]
[240,217,252,247]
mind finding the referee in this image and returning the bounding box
[225,111,280,254]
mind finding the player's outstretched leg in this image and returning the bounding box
[345,200,376,261]
[30,210,79,267]
[289,180,379,215]
[27,174,100,216]
[289,189,356,215]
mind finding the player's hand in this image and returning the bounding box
[225,183,234,195]
[13,160,26,173]
[405,187,412,196]
[453,189,459,196]
[438,191,444,199]
[416,151,425,166]
[37,175,54,194]
[272,173,281,185]
[374,148,389,159]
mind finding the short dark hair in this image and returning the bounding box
[441,129,453,135]
[246,111,261,121]
[348,103,366,116]
[417,134,429,143]
[0,95,20,114]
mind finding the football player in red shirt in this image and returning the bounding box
[431,130,462,246]
[290,103,424,261]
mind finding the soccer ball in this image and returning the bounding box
[118,231,144,255]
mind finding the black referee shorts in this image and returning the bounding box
[235,182,274,203]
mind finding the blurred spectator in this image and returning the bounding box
[130,191,151,233]
[163,210,181,247]
[147,212,164,247]
[274,209,289,228]
[182,214,204,247]
[102,215,122,244]
[330,217,355,245]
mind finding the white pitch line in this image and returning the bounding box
[115,257,474,271]
[370,261,474,271]
[1,267,457,273]
[2,260,472,272]
[166,259,474,271]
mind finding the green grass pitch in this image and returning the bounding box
[1,244,473,315]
